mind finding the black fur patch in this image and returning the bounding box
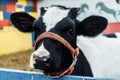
[51,5,69,10]
[72,50,93,77]
[104,34,117,38]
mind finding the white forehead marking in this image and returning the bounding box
[43,7,70,31]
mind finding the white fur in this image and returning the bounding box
[77,34,120,78]
[30,43,50,68]
[116,32,120,39]
[30,53,34,68]
[43,7,70,31]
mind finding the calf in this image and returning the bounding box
[10,5,120,78]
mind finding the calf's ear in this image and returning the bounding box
[10,12,35,32]
[76,16,108,37]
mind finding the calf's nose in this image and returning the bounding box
[38,50,50,57]
[33,54,51,70]
[34,54,51,62]
[30,48,50,69]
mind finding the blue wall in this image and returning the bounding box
[0,68,114,80]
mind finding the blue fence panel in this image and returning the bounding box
[0,68,117,80]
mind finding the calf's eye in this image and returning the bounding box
[67,28,74,36]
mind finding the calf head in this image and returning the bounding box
[10,5,107,77]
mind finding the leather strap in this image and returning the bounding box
[34,32,79,56]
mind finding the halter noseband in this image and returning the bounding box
[33,32,79,78]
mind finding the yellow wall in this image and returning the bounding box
[0,12,37,56]
[0,27,32,56]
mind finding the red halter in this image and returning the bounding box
[33,32,79,78]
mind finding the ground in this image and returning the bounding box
[0,50,33,71]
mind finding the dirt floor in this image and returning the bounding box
[0,50,33,71]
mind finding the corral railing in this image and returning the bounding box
[0,68,116,80]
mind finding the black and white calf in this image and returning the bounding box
[10,5,120,78]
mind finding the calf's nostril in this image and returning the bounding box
[42,55,51,62]
[33,54,39,60]
[43,56,51,63]
[33,54,51,63]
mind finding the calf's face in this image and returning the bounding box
[31,7,77,73]
[10,5,107,76]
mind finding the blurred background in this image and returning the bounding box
[0,0,37,71]
[0,0,120,71]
